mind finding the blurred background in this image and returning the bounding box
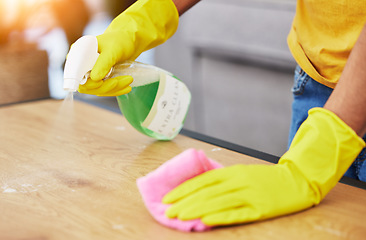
[0,0,297,157]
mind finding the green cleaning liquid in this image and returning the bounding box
[110,61,191,140]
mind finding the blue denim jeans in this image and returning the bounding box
[288,65,366,182]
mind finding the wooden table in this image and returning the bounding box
[1,99,366,240]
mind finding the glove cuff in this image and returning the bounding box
[279,107,365,203]
[108,0,179,59]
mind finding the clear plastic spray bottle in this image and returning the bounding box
[63,36,191,140]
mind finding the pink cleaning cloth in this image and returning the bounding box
[136,148,223,232]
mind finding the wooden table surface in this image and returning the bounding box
[1,99,366,240]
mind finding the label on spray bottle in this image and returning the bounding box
[142,73,191,138]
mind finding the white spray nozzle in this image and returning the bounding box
[63,35,99,92]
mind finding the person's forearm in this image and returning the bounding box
[171,0,200,15]
[324,24,366,137]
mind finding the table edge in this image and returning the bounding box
[180,129,366,191]
[7,98,365,190]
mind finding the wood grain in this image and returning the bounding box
[0,99,365,240]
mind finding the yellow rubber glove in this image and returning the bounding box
[78,73,133,97]
[78,0,179,96]
[163,108,365,226]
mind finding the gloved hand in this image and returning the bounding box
[78,0,179,96]
[163,108,365,226]
[78,73,133,97]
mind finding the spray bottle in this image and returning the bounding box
[63,35,191,140]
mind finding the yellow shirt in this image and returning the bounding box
[287,0,366,88]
